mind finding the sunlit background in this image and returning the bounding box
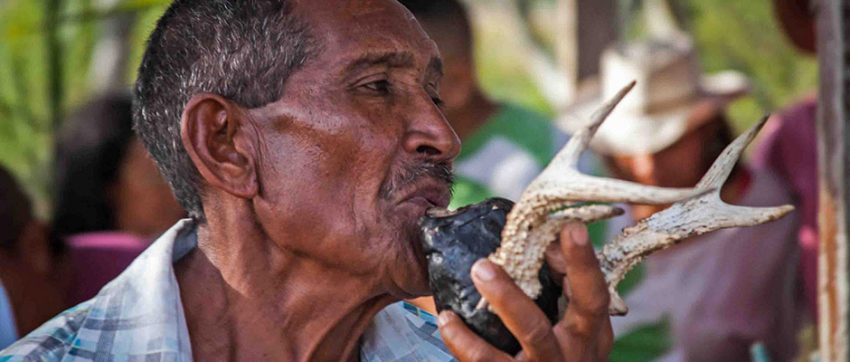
[0,0,817,215]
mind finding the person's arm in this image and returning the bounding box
[437,222,613,361]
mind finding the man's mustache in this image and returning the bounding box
[380,161,454,201]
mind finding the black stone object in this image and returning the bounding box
[419,197,562,355]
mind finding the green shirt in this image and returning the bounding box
[450,103,606,243]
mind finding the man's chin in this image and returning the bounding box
[387,245,432,298]
[392,252,432,298]
[377,212,433,297]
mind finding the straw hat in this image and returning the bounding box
[560,34,750,156]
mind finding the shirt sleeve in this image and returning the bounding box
[0,280,18,350]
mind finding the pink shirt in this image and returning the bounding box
[65,232,149,305]
[753,97,818,320]
[611,167,801,361]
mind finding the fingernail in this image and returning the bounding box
[438,311,453,326]
[472,259,496,281]
[568,222,588,246]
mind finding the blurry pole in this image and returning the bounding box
[816,0,850,360]
[560,0,618,87]
[89,0,137,93]
[518,0,618,109]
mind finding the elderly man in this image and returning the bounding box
[1,1,612,361]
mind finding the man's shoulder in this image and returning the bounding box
[0,302,92,361]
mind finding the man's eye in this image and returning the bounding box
[431,96,445,108]
[361,80,390,94]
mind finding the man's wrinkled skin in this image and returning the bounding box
[171,1,612,360]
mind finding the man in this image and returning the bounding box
[564,35,800,361]
[1,1,612,360]
[398,0,606,319]
[754,0,817,321]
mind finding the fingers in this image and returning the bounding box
[471,259,564,361]
[596,317,614,359]
[545,241,566,282]
[556,222,612,360]
[559,222,609,318]
[438,310,513,362]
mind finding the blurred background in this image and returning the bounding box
[0,0,817,216]
[0,0,826,359]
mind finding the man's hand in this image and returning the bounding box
[437,222,613,361]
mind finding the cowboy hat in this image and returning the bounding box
[560,34,750,156]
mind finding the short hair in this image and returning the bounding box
[398,0,472,58]
[52,93,136,249]
[133,0,314,222]
[0,165,32,251]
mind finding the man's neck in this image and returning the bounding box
[447,91,499,142]
[175,218,394,361]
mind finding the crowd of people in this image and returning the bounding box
[0,93,186,347]
[0,0,820,360]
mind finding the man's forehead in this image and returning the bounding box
[296,0,438,59]
[342,0,400,16]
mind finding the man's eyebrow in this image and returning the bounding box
[426,57,443,79]
[344,51,416,74]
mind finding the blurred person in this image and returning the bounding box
[52,93,186,304]
[753,0,817,321]
[565,35,800,361]
[0,166,65,346]
[398,0,605,317]
[399,0,599,208]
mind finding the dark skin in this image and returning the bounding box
[174,1,611,361]
[413,11,498,142]
[405,6,499,316]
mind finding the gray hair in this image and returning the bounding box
[133,0,315,221]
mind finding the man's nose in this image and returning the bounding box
[402,94,461,161]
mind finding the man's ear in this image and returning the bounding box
[181,93,258,199]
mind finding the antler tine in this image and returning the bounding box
[488,81,709,301]
[558,80,636,168]
[524,80,704,207]
[529,172,711,205]
[697,115,768,190]
[598,118,795,315]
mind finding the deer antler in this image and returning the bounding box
[598,116,794,315]
[484,82,793,317]
[488,81,708,299]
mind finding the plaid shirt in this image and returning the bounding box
[0,220,455,361]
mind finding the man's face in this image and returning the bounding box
[606,126,707,221]
[248,0,460,297]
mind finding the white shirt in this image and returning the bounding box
[0,220,454,361]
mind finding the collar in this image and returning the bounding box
[67,219,453,361]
